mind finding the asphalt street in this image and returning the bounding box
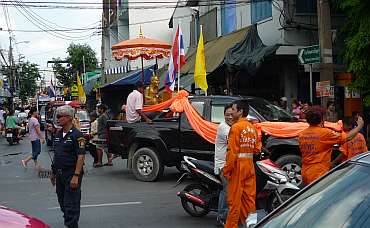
[0,134,217,228]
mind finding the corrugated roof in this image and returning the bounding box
[181,26,251,75]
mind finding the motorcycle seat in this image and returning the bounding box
[191,160,215,174]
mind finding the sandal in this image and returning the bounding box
[93,163,103,168]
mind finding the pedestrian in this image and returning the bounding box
[0,106,4,135]
[89,111,99,167]
[96,104,112,166]
[126,81,152,123]
[325,101,338,123]
[299,101,312,120]
[279,97,290,113]
[21,107,45,169]
[338,117,368,160]
[291,99,301,120]
[223,100,262,228]
[118,104,127,121]
[50,105,86,228]
[298,107,364,185]
[214,103,234,226]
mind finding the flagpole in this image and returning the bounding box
[177,23,181,92]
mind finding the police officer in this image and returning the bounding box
[50,105,86,228]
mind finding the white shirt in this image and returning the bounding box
[126,90,143,123]
[214,121,231,175]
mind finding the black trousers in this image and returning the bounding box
[55,169,83,228]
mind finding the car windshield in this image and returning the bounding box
[248,98,292,121]
[258,162,370,228]
[76,111,90,122]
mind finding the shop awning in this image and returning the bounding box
[181,26,251,75]
[102,64,156,88]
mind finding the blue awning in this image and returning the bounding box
[102,65,156,88]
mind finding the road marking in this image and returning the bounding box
[47,202,142,210]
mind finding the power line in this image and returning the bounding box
[0,0,251,10]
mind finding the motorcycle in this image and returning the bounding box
[176,156,300,217]
[5,128,20,145]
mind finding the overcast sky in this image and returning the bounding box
[0,0,102,84]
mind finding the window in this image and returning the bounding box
[251,0,272,24]
[190,101,205,117]
[221,0,236,35]
[211,105,225,123]
[295,0,317,14]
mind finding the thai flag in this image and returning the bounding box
[48,79,56,98]
[165,25,186,92]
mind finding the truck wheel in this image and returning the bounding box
[275,155,303,187]
[132,147,164,182]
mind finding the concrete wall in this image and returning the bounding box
[171,6,194,54]
[127,0,173,70]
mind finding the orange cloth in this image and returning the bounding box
[142,97,175,112]
[223,119,261,228]
[141,90,344,143]
[254,121,342,138]
[340,133,368,160]
[299,126,347,185]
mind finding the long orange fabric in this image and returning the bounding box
[141,90,343,143]
[339,133,368,160]
[223,119,261,228]
[298,126,347,185]
[142,97,175,112]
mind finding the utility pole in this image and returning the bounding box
[317,0,334,106]
[8,36,15,109]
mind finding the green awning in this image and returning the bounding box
[181,26,251,75]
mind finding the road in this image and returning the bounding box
[0,135,217,228]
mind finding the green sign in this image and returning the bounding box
[70,84,78,97]
[298,45,320,64]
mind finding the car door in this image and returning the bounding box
[179,99,215,161]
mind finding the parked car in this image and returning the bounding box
[75,109,90,135]
[256,152,370,228]
[0,205,49,227]
[107,95,299,182]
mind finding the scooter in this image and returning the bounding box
[176,156,300,217]
[5,128,20,145]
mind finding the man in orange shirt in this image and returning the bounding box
[299,108,364,185]
[339,117,368,160]
[223,100,261,228]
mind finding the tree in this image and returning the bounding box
[52,43,98,87]
[52,57,73,87]
[337,0,370,106]
[18,62,40,103]
[67,43,98,75]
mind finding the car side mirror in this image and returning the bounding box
[247,116,259,124]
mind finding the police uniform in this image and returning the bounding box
[52,127,86,228]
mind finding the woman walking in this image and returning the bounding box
[21,107,45,168]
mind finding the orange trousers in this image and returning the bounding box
[225,158,256,228]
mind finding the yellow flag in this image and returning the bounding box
[194,28,208,92]
[77,73,86,103]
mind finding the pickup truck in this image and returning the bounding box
[107,95,302,184]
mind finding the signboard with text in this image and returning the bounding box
[316,81,331,97]
[298,45,321,65]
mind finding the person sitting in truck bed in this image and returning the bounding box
[126,81,152,124]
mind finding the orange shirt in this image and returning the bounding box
[298,126,347,184]
[340,133,368,160]
[223,118,262,177]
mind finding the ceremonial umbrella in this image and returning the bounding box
[112,29,171,82]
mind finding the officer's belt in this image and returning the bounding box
[237,153,253,158]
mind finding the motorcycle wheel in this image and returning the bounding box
[181,183,210,217]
